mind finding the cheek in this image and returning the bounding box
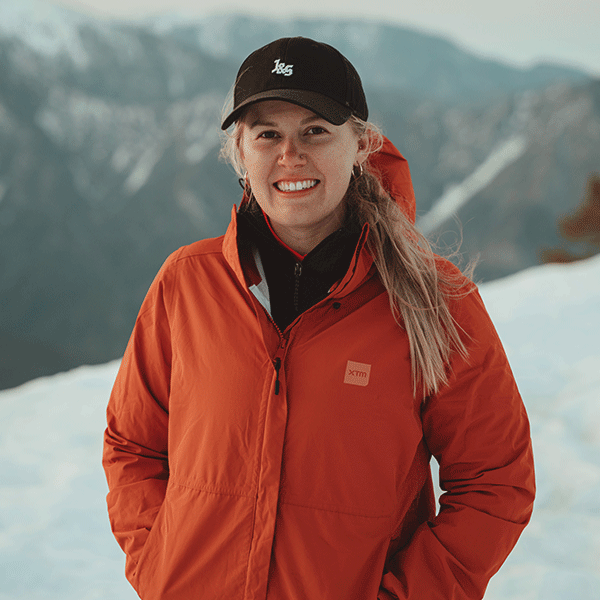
[238,132,258,174]
[326,156,354,192]
[238,137,249,171]
[240,141,266,180]
[322,141,357,177]
[245,160,268,189]
[332,173,353,204]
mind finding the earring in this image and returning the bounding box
[352,163,364,179]
[238,171,255,206]
[238,171,252,194]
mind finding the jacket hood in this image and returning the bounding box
[368,136,416,223]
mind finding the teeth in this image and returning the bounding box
[276,180,317,192]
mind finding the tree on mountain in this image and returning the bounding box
[541,174,600,263]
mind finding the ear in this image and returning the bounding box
[355,133,369,166]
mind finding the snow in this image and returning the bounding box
[0,0,91,69]
[418,134,528,235]
[478,255,600,599]
[1,254,600,599]
[122,142,165,196]
[0,0,145,71]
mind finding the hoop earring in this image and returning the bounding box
[352,162,364,179]
[238,171,253,195]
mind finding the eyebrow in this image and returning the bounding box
[248,114,325,129]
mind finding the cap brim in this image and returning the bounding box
[221,89,352,130]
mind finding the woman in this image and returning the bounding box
[103,37,535,600]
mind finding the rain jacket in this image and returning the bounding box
[103,138,535,600]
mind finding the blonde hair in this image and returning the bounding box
[220,102,474,398]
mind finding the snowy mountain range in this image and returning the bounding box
[1,252,599,599]
[0,1,599,389]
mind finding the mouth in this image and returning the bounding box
[274,179,319,192]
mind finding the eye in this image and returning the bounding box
[306,126,328,135]
[258,130,279,139]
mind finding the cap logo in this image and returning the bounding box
[272,58,293,76]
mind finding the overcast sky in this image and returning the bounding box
[48,0,600,77]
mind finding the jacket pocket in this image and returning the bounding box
[131,493,169,596]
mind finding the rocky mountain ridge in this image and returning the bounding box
[0,3,598,388]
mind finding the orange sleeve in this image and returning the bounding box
[380,290,535,599]
[102,253,177,584]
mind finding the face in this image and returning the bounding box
[238,100,368,254]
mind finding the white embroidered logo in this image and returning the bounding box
[344,360,371,387]
[272,58,293,76]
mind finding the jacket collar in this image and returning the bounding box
[327,223,373,299]
[222,206,249,286]
[222,207,373,300]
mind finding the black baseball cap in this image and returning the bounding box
[221,37,368,130]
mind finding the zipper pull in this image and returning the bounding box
[274,357,282,395]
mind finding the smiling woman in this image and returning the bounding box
[103,36,535,600]
[238,100,367,254]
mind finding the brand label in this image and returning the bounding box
[344,360,371,387]
[272,59,293,76]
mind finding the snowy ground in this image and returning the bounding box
[1,255,599,599]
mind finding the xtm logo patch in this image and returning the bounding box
[272,58,293,76]
[344,360,371,387]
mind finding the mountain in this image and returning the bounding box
[0,2,239,387]
[1,254,599,598]
[151,14,590,102]
[0,2,597,388]
[415,79,600,278]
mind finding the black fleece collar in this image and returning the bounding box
[237,207,361,330]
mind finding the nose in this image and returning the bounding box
[278,137,306,168]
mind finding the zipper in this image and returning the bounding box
[293,262,302,313]
[256,293,285,397]
[273,357,282,395]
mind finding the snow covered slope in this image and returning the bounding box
[480,255,600,600]
[0,0,92,67]
[0,255,599,599]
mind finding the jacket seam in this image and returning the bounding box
[173,248,224,263]
[281,499,391,519]
[171,480,255,498]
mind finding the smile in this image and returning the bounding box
[274,179,319,192]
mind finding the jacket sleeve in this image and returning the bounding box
[102,253,177,584]
[379,289,535,600]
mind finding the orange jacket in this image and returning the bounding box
[103,139,534,600]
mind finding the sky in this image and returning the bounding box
[45,0,600,77]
